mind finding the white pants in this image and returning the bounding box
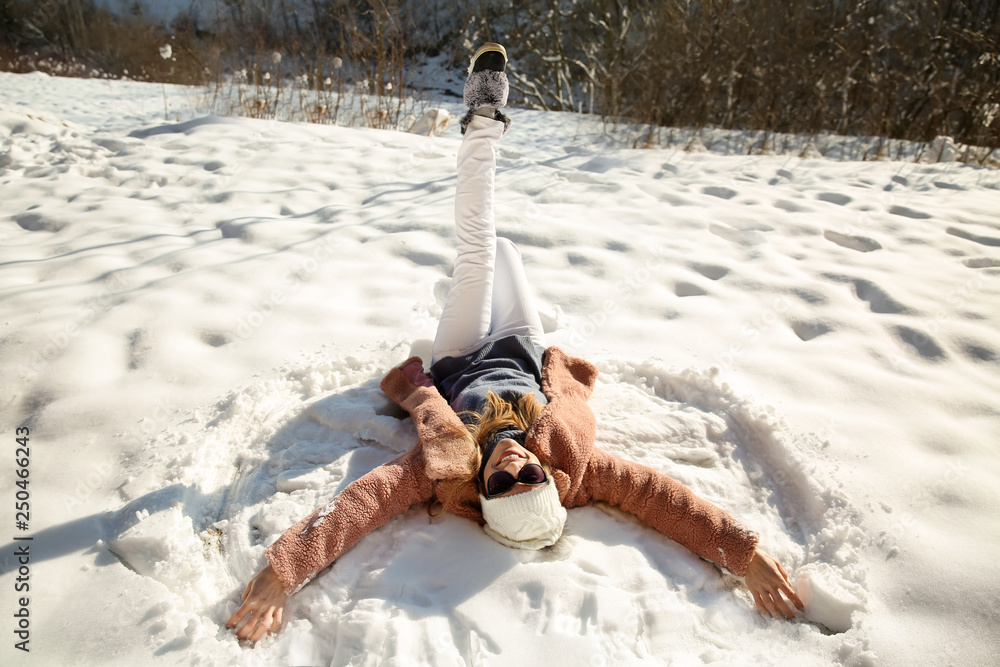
[431,115,545,364]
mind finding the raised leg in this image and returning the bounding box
[487,238,545,346]
[432,115,505,363]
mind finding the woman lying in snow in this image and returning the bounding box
[226,43,803,642]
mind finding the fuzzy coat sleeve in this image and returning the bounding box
[379,358,478,484]
[538,347,759,576]
[381,357,483,522]
[261,361,442,594]
[581,448,759,576]
[263,445,434,594]
[263,358,475,594]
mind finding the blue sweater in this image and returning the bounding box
[430,335,548,419]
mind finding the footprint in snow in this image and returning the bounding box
[888,204,932,220]
[577,156,622,174]
[955,338,1000,363]
[702,185,738,200]
[791,287,829,305]
[816,192,852,206]
[689,263,730,280]
[659,162,680,175]
[638,183,694,207]
[674,281,708,297]
[852,278,912,315]
[200,331,230,348]
[824,274,912,315]
[561,171,622,193]
[14,211,67,232]
[962,257,1000,269]
[790,320,833,342]
[823,230,882,253]
[893,325,946,361]
[774,199,815,213]
[948,227,1000,248]
[399,248,450,269]
[956,339,998,363]
[709,223,767,246]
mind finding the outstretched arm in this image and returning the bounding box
[263,444,434,594]
[225,442,433,643]
[583,448,760,575]
[583,450,802,620]
[225,358,455,642]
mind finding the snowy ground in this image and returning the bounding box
[1,71,999,666]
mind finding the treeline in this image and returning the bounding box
[2,0,997,153]
[483,0,1000,151]
[0,0,200,81]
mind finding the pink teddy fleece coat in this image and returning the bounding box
[264,347,760,593]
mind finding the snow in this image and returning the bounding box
[2,69,999,666]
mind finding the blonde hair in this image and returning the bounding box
[462,391,544,469]
[430,391,545,517]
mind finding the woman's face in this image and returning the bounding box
[482,438,543,498]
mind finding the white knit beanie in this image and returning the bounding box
[479,480,567,550]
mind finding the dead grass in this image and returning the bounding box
[2,0,997,157]
[473,0,1000,162]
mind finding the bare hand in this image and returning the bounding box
[225,564,288,642]
[744,549,804,620]
[401,359,434,388]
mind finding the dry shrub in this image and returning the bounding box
[1,0,208,83]
[630,0,1000,152]
[2,0,997,155]
[0,0,439,128]
[470,0,999,160]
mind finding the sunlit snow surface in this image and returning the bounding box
[1,71,999,666]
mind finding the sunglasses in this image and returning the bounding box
[485,463,548,498]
